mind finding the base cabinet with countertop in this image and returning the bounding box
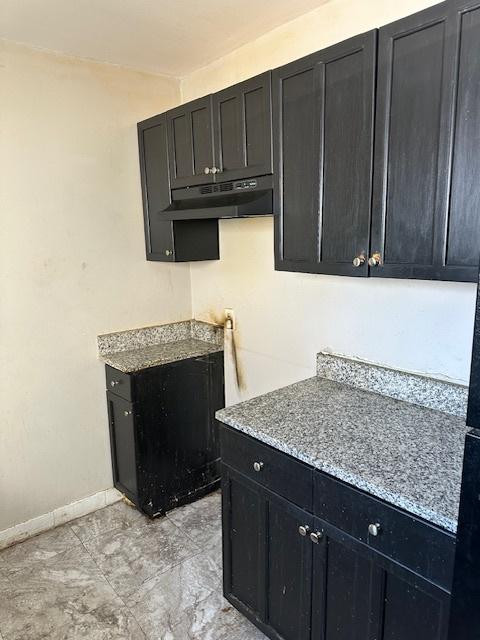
[220,424,455,640]
[106,350,224,517]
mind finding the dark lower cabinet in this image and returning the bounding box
[107,352,224,516]
[221,425,453,640]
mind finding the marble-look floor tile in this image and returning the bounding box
[167,491,221,551]
[131,552,222,638]
[0,524,81,576]
[166,591,266,640]
[83,517,199,599]
[69,501,144,543]
[0,545,129,640]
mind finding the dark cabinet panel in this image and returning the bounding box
[222,467,266,622]
[311,526,382,640]
[107,352,224,517]
[273,31,376,276]
[371,0,480,281]
[311,518,450,640]
[382,572,449,640]
[138,114,219,262]
[213,72,272,182]
[447,1,480,272]
[106,392,138,501]
[167,96,215,188]
[265,494,313,640]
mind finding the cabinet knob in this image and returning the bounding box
[165,249,172,256]
[123,410,132,417]
[310,531,323,544]
[368,522,381,537]
[368,252,382,267]
[211,167,221,174]
[352,255,365,268]
[253,461,264,472]
[110,380,119,387]
[204,167,211,175]
[298,525,311,537]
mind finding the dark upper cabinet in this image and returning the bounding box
[167,96,215,188]
[138,113,219,262]
[273,31,377,277]
[371,0,480,282]
[212,72,273,182]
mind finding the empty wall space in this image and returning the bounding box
[0,40,188,532]
[181,0,477,403]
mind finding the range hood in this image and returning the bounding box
[162,175,273,221]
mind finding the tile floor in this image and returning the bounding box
[0,492,266,639]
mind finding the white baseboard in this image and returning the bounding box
[0,487,122,550]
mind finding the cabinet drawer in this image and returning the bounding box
[314,472,455,591]
[220,425,313,510]
[105,365,133,402]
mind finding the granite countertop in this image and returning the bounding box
[217,376,468,533]
[101,338,223,373]
[98,320,223,373]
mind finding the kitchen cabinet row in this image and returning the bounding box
[138,0,480,281]
[220,424,455,640]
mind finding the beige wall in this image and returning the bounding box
[182,0,477,403]
[0,41,188,531]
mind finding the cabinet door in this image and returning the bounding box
[137,115,175,261]
[371,1,480,282]
[167,96,215,188]
[445,0,480,280]
[273,31,376,276]
[382,572,450,640]
[212,72,272,182]
[312,518,450,640]
[311,522,383,640]
[106,391,138,503]
[264,492,313,640]
[222,467,266,623]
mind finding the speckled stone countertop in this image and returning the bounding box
[98,320,223,373]
[217,376,468,533]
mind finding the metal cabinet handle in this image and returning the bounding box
[368,522,381,537]
[298,525,311,537]
[110,380,119,387]
[368,252,382,267]
[165,249,173,256]
[204,167,211,175]
[253,461,264,472]
[211,167,221,174]
[123,410,132,417]
[353,255,365,267]
[310,531,324,544]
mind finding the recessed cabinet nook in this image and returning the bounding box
[138,0,480,282]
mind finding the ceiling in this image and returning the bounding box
[1,0,329,77]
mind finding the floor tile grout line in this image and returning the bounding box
[75,537,148,639]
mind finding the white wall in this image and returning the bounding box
[182,0,478,403]
[0,41,188,531]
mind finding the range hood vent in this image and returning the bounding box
[162,175,273,221]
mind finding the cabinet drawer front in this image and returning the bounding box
[220,425,313,510]
[105,365,133,402]
[314,472,455,590]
